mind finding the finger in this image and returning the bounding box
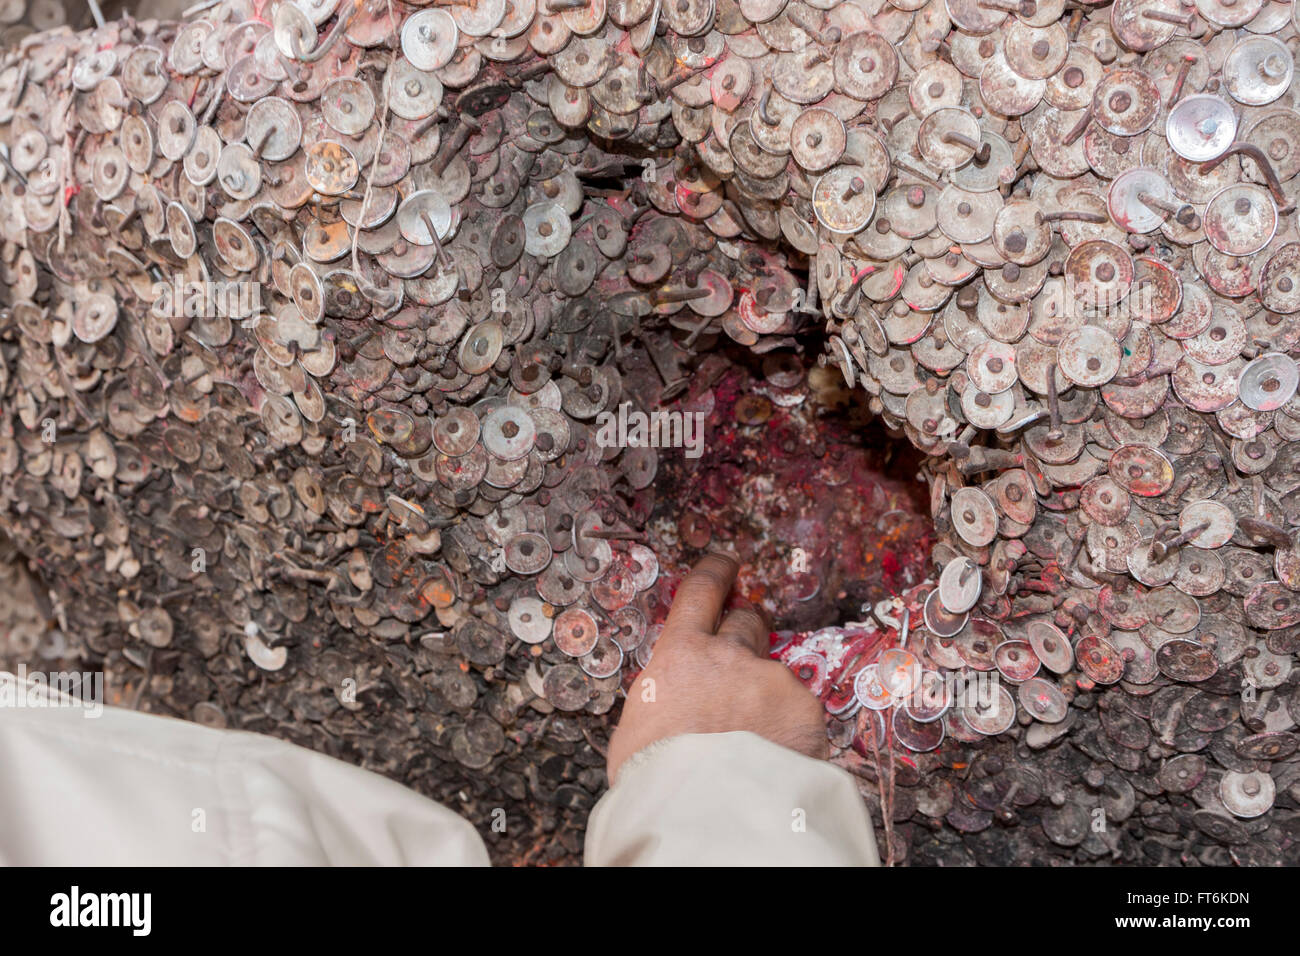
[715,600,769,656]
[663,552,739,638]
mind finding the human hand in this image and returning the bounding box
[606,552,828,783]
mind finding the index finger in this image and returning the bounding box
[663,552,739,638]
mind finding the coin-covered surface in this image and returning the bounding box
[0,0,1299,868]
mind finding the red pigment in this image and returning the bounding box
[648,357,934,634]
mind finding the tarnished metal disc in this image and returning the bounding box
[554,607,599,657]
[684,269,734,317]
[505,532,552,575]
[213,217,260,273]
[1045,45,1103,111]
[1195,0,1262,26]
[1203,184,1276,256]
[288,263,324,324]
[1109,444,1175,496]
[317,78,375,137]
[967,339,1018,394]
[272,0,316,58]
[789,108,845,173]
[1173,546,1226,597]
[1166,95,1236,162]
[1080,475,1131,526]
[1246,109,1300,183]
[774,47,835,104]
[1223,35,1293,106]
[1028,621,1074,674]
[244,97,302,162]
[1155,638,1218,681]
[895,667,948,726]
[1064,239,1133,307]
[1245,581,1300,629]
[945,0,1006,34]
[1093,68,1160,136]
[995,640,1040,682]
[1244,646,1293,688]
[662,0,713,35]
[387,59,444,119]
[979,51,1045,117]
[1220,771,1275,819]
[1018,676,1067,722]
[91,147,128,202]
[433,407,481,457]
[959,684,1016,736]
[166,202,198,259]
[1075,634,1124,684]
[1058,326,1120,387]
[854,664,894,711]
[305,140,360,196]
[227,55,277,103]
[710,56,752,111]
[1146,587,1200,633]
[1172,356,1244,412]
[993,199,1052,265]
[483,405,536,460]
[961,383,1014,428]
[212,142,261,200]
[71,49,115,91]
[950,486,998,546]
[489,214,526,268]
[1159,754,1207,794]
[509,596,552,645]
[1107,167,1181,234]
[877,647,922,699]
[397,189,452,245]
[1179,499,1236,548]
[812,166,875,235]
[182,125,220,186]
[892,708,945,752]
[124,46,168,103]
[72,293,118,344]
[1239,353,1300,411]
[924,589,968,638]
[1260,244,1300,314]
[950,131,1015,192]
[458,320,504,375]
[939,557,981,613]
[1111,0,1184,51]
[402,9,460,71]
[523,202,572,256]
[941,182,998,243]
[581,637,624,680]
[917,107,982,171]
[1004,21,1068,81]
[541,663,590,711]
[158,99,197,161]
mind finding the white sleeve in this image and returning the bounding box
[584,731,881,866]
[0,671,489,866]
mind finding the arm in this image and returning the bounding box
[0,671,490,866]
[584,554,880,866]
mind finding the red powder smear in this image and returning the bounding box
[880,551,902,593]
[649,361,934,634]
